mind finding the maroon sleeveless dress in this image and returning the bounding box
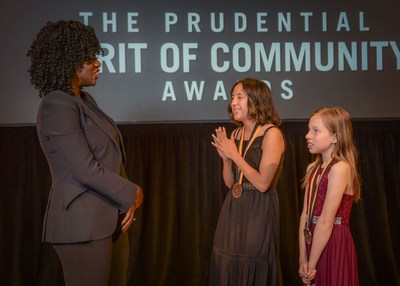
[306,161,359,286]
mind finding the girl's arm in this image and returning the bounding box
[231,127,284,192]
[299,188,310,276]
[299,164,312,280]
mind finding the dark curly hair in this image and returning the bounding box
[227,78,282,127]
[27,20,103,98]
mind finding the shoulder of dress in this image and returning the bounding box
[263,124,280,133]
[262,125,284,140]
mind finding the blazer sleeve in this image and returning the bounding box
[38,91,136,211]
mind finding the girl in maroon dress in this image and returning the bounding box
[299,107,361,286]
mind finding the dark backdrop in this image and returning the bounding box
[0,120,399,285]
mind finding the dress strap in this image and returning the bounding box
[263,125,277,135]
[233,127,242,140]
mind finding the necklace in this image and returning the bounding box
[231,123,261,199]
[303,157,334,244]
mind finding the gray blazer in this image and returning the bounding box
[36,90,137,243]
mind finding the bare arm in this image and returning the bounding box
[229,127,285,192]
[298,165,315,282]
[299,184,309,266]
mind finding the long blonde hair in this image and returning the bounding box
[302,107,361,201]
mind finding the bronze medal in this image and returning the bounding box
[303,159,334,246]
[232,183,243,199]
[303,228,312,244]
[233,124,261,200]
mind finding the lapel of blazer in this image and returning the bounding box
[80,92,127,165]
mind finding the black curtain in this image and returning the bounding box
[0,120,399,286]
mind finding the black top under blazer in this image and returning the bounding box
[36,90,137,243]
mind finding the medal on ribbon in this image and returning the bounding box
[304,158,334,244]
[232,183,243,198]
[231,123,261,199]
[303,227,312,245]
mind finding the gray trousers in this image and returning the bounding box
[53,231,129,286]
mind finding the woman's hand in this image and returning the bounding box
[121,186,144,232]
[211,127,237,160]
[133,186,144,209]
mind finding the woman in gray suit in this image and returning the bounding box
[27,20,143,286]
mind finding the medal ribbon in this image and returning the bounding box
[237,123,262,185]
[306,158,334,230]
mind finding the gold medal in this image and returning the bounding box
[232,183,243,198]
[303,228,312,244]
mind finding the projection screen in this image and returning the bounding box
[1,0,399,123]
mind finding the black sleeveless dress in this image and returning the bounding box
[209,126,284,286]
